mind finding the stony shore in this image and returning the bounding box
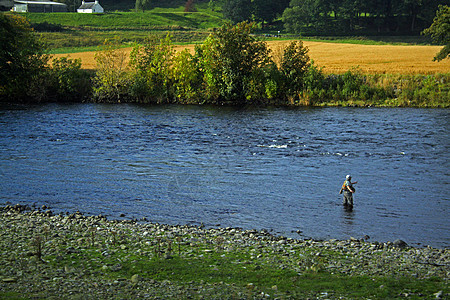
[0,204,448,299]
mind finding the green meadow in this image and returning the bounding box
[24,10,223,30]
[18,9,221,51]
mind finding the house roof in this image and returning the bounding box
[79,1,100,9]
[14,0,66,5]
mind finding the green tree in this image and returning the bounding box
[423,5,450,61]
[339,0,365,31]
[129,34,175,103]
[282,0,329,34]
[49,57,92,102]
[223,0,252,23]
[251,0,290,28]
[172,49,202,103]
[135,0,152,12]
[280,40,311,101]
[93,38,130,102]
[401,0,443,32]
[282,0,446,34]
[196,22,272,103]
[0,13,49,102]
[253,0,278,28]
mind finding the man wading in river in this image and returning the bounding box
[340,175,357,210]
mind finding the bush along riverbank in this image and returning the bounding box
[0,205,448,299]
[1,15,449,107]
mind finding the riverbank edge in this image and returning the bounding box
[2,67,449,108]
[0,204,448,299]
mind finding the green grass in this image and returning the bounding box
[98,0,224,12]
[43,242,447,299]
[256,34,433,46]
[300,35,433,45]
[0,292,27,300]
[40,226,448,299]
[41,29,210,53]
[22,10,223,30]
[1,209,448,299]
[9,9,222,52]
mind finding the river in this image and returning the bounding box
[0,104,448,248]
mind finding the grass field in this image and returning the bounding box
[53,40,450,75]
[25,11,223,29]
[14,9,448,75]
[17,8,447,75]
[42,30,210,53]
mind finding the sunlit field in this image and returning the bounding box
[53,40,449,74]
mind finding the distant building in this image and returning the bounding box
[77,0,103,13]
[0,0,13,11]
[13,0,67,12]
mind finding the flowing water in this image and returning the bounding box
[0,104,448,247]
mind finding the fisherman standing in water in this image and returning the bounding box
[340,175,357,210]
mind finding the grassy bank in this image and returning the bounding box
[0,205,448,299]
[301,73,450,108]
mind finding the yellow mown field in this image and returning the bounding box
[54,41,450,74]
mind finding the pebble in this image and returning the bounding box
[0,205,448,299]
[393,239,408,248]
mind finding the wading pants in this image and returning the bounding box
[343,191,353,207]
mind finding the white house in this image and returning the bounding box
[77,0,103,13]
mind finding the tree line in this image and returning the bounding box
[1,13,448,107]
[50,1,449,35]
[224,0,449,34]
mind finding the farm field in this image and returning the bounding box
[53,40,450,74]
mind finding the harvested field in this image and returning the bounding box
[53,41,450,74]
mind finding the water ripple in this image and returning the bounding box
[0,104,448,247]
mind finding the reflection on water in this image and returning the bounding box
[0,104,449,247]
[341,208,355,236]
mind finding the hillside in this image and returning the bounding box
[93,0,216,11]
[8,0,441,54]
[22,1,225,50]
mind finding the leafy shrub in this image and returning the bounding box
[395,74,450,107]
[172,49,203,103]
[302,62,325,105]
[195,22,272,104]
[48,57,92,102]
[422,5,450,62]
[0,14,49,102]
[280,40,311,100]
[93,39,131,102]
[129,34,175,103]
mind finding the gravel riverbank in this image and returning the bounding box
[0,204,448,299]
